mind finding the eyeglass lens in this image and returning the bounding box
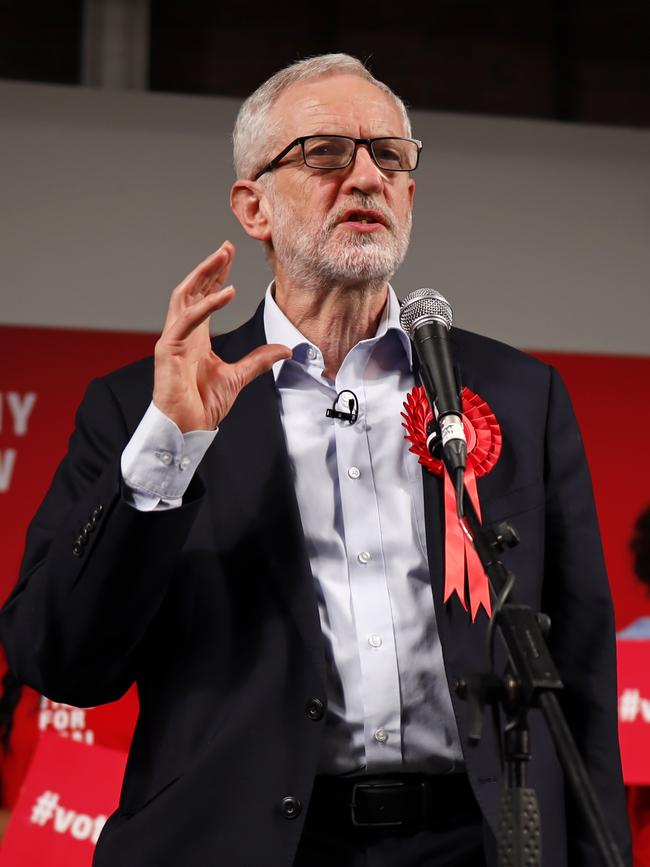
[303,137,418,171]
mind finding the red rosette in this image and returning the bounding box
[401,385,501,478]
[401,385,502,621]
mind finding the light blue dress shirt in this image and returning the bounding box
[121,284,463,775]
[618,616,650,639]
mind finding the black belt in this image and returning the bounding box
[308,773,481,831]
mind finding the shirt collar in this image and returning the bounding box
[263,282,413,380]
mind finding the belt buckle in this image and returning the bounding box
[350,779,407,828]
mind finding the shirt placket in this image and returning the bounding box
[335,354,403,771]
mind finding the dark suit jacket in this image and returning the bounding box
[0,304,630,866]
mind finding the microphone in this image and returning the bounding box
[325,390,359,424]
[399,288,466,485]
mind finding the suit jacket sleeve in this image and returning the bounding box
[0,374,204,707]
[541,366,630,864]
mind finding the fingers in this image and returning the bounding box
[233,344,292,388]
[165,242,236,328]
[184,241,234,292]
[164,285,236,344]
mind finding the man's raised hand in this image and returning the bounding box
[152,242,291,432]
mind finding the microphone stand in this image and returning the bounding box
[447,467,625,867]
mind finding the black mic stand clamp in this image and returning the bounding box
[454,525,552,867]
[457,674,543,867]
[452,486,626,867]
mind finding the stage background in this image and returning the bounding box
[1,79,649,628]
[1,79,648,354]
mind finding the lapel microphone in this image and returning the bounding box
[326,390,359,424]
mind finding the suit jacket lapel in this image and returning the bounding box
[414,343,493,745]
[202,304,326,685]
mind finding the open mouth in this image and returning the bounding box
[339,209,387,228]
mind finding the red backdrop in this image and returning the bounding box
[532,350,650,628]
[1,325,649,628]
[0,325,156,603]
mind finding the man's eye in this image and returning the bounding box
[309,145,334,156]
[305,138,348,160]
[375,146,402,164]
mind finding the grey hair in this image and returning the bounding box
[232,53,412,181]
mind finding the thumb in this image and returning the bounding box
[233,343,292,389]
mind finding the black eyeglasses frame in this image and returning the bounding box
[253,135,423,181]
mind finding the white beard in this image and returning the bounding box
[268,192,412,292]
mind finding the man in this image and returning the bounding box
[0,54,630,866]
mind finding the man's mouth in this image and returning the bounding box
[337,209,389,232]
[339,209,387,225]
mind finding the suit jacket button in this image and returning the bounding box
[80,527,89,542]
[92,505,103,520]
[280,796,302,819]
[306,698,325,721]
[85,521,95,534]
[72,542,83,557]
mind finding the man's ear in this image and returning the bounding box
[408,177,416,209]
[230,180,272,242]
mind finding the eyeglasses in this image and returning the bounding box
[253,135,423,181]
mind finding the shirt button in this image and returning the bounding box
[368,635,382,648]
[158,451,173,465]
[374,729,389,744]
[347,466,361,479]
[357,551,371,565]
[307,347,317,361]
[179,456,191,471]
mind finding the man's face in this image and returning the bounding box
[262,74,416,290]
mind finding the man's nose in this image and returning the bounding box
[340,143,385,195]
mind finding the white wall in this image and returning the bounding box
[1,79,648,354]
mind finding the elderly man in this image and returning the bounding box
[0,54,630,866]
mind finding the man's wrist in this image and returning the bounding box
[121,402,217,508]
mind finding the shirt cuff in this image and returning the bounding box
[121,402,217,511]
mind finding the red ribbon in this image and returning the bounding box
[401,386,502,620]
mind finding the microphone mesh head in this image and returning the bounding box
[399,288,453,336]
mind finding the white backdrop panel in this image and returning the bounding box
[1,80,648,354]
